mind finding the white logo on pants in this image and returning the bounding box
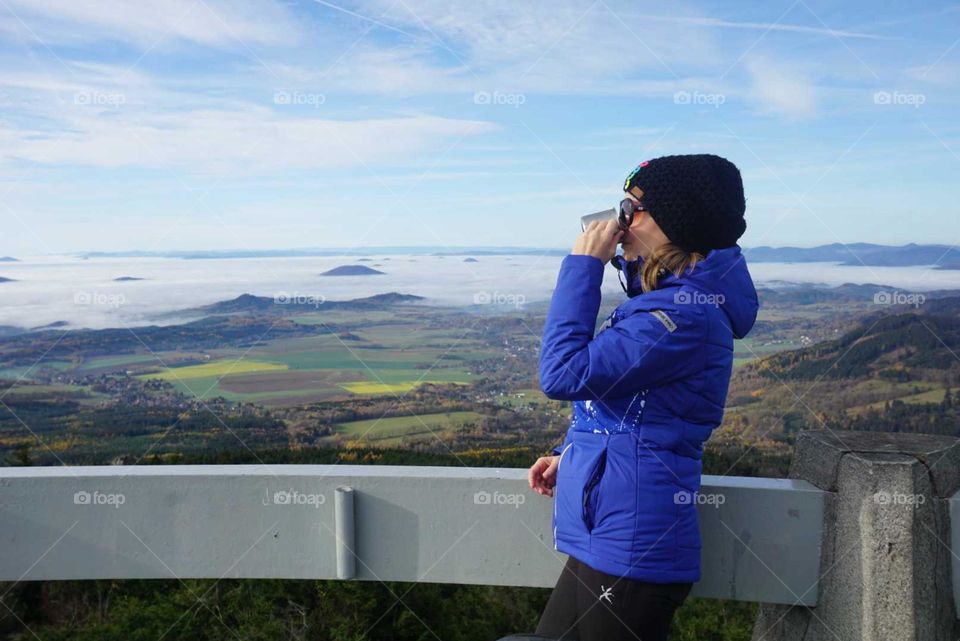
[599,585,614,604]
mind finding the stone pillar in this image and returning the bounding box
[752,430,960,641]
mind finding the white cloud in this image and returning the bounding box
[0,0,299,47]
[904,62,960,87]
[291,0,722,95]
[614,13,893,40]
[0,107,497,173]
[744,56,816,118]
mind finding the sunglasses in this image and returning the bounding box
[617,197,647,230]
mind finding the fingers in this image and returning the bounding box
[529,457,559,496]
[527,460,541,489]
[586,219,618,236]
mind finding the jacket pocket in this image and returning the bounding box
[581,448,608,531]
[554,433,609,541]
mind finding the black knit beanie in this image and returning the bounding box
[623,154,746,255]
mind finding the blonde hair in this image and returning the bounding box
[640,243,704,293]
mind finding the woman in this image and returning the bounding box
[527,154,759,641]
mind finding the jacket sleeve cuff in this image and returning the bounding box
[560,254,605,281]
[554,254,605,317]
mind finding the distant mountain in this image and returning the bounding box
[77,246,567,260]
[64,243,960,267]
[199,291,424,314]
[756,282,960,307]
[114,276,146,282]
[33,321,68,330]
[320,265,384,276]
[0,316,324,365]
[751,310,960,380]
[199,294,276,313]
[431,249,564,256]
[920,296,960,317]
[756,282,903,306]
[743,243,960,269]
[0,277,15,283]
[0,257,18,262]
[0,325,24,338]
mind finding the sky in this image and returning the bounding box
[1,0,959,256]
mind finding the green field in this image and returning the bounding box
[733,337,806,366]
[0,361,74,379]
[78,354,164,371]
[116,319,494,406]
[333,411,485,445]
[340,379,470,394]
[0,309,498,408]
[0,382,110,408]
[847,384,947,415]
[495,388,554,407]
[141,359,288,381]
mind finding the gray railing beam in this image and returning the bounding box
[0,464,822,606]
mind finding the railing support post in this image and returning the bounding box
[752,430,960,641]
[335,486,355,580]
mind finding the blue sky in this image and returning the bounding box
[1,0,958,255]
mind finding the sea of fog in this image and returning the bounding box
[1,254,959,330]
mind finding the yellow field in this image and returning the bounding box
[141,360,288,381]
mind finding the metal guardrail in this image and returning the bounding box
[0,465,823,606]
[949,492,960,618]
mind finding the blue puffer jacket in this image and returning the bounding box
[539,246,758,583]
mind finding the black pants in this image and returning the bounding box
[535,556,692,641]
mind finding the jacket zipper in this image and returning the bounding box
[581,450,607,530]
[553,442,574,549]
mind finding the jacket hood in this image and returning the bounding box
[613,245,759,339]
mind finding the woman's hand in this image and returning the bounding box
[528,455,560,497]
[572,219,623,264]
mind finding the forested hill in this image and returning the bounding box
[743,242,960,269]
[750,310,960,381]
[722,302,960,440]
[198,291,424,314]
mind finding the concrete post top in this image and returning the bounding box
[790,430,960,496]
